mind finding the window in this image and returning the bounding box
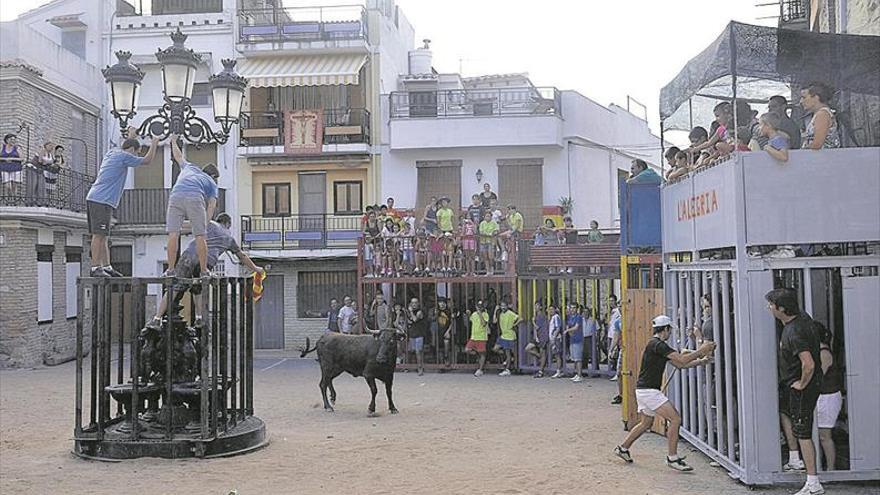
[297,271,357,318]
[110,245,132,277]
[66,249,81,319]
[333,181,362,215]
[37,246,54,323]
[262,183,291,217]
[61,29,86,58]
[191,82,211,106]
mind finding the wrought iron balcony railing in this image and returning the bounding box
[238,6,367,44]
[390,87,562,119]
[241,214,362,250]
[0,166,93,213]
[239,108,371,147]
[116,188,226,225]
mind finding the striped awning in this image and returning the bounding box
[239,54,367,87]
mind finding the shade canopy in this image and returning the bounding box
[660,22,880,143]
[238,54,367,87]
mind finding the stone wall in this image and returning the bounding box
[0,223,91,367]
[0,66,101,176]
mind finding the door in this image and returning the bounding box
[498,159,543,229]
[298,172,326,248]
[621,288,665,431]
[254,274,284,349]
[416,161,461,213]
[842,272,880,471]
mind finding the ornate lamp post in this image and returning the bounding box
[102,28,247,145]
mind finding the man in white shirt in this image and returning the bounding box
[338,295,357,334]
[548,305,564,378]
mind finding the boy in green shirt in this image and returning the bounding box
[436,197,455,234]
[478,211,499,275]
[493,301,520,376]
[465,300,490,377]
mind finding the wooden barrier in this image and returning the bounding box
[621,288,665,432]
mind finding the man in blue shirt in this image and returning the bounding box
[166,135,219,277]
[627,159,662,185]
[566,303,585,382]
[86,128,159,276]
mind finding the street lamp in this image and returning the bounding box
[102,28,247,145]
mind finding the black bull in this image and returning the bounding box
[300,329,404,414]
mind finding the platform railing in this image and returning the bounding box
[73,276,258,459]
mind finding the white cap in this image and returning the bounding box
[652,315,673,328]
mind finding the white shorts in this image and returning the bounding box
[636,388,669,417]
[816,391,842,429]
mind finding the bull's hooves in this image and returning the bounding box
[324,407,335,413]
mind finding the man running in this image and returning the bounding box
[147,213,264,328]
[614,315,715,471]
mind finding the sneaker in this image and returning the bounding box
[550,370,563,379]
[783,460,806,472]
[499,369,511,377]
[90,266,110,277]
[610,374,619,382]
[666,455,693,472]
[611,395,622,405]
[794,483,825,495]
[162,268,176,278]
[145,317,162,331]
[473,369,483,377]
[533,371,544,378]
[613,445,633,463]
[104,266,124,277]
[571,375,583,382]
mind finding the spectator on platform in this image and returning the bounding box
[664,146,681,170]
[386,197,399,219]
[421,195,438,234]
[479,182,497,210]
[86,128,159,277]
[467,194,483,225]
[760,113,791,163]
[525,301,550,377]
[667,151,690,181]
[437,197,456,234]
[460,217,477,275]
[1,133,24,197]
[362,210,381,277]
[380,218,398,277]
[165,136,220,277]
[505,204,524,238]
[801,82,841,150]
[768,95,802,150]
[627,159,662,184]
[586,220,603,243]
[815,322,843,471]
[478,211,499,275]
[327,298,340,332]
[560,215,577,245]
[566,303,585,382]
[414,228,429,275]
[435,298,454,366]
[735,126,752,152]
[537,218,557,245]
[27,141,55,206]
[44,144,64,200]
[492,301,520,376]
[692,102,732,155]
[338,295,357,334]
[400,221,415,274]
[465,300,490,377]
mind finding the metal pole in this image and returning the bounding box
[230,278,238,426]
[116,283,125,418]
[219,277,228,433]
[130,281,142,441]
[721,271,736,461]
[75,280,84,438]
[712,271,725,454]
[90,281,98,428]
[729,22,739,148]
[165,282,174,440]
[246,278,254,415]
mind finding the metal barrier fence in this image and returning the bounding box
[73,276,265,459]
[389,87,562,119]
[0,166,93,212]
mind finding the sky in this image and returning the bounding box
[1,0,778,139]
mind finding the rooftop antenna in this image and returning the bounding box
[422,38,431,49]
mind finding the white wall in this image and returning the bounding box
[389,115,563,150]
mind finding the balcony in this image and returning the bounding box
[115,188,227,231]
[241,214,361,251]
[237,5,367,54]
[0,167,93,226]
[388,88,563,150]
[661,148,880,256]
[239,108,371,155]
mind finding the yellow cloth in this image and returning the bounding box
[478,220,498,243]
[509,211,524,233]
[437,207,454,232]
[252,270,266,302]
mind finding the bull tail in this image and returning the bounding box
[299,337,318,358]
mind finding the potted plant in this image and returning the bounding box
[558,196,574,215]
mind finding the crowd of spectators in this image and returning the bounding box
[323,290,623,381]
[663,82,842,182]
[0,133,68,205]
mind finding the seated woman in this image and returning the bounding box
[800,82,841,150]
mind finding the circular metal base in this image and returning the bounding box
[73,416,268,461]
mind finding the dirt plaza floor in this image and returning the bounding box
[1,357,877,495]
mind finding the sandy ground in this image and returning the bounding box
[1,357,877,495]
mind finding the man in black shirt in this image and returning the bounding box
[766,288,824,495]
[614,315,715,472]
